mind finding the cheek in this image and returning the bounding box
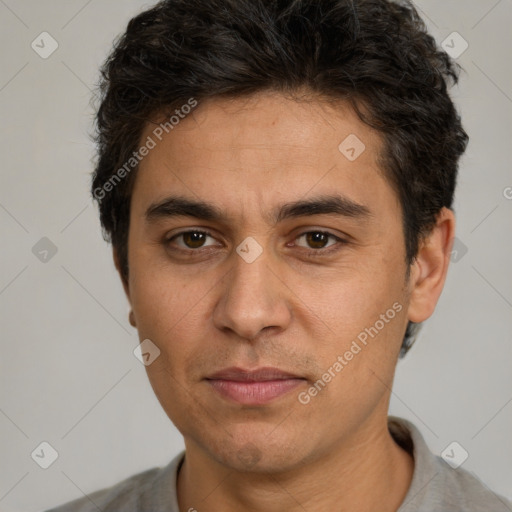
[128,261,224,379]
[295,249,408,389]
[302,300,407,430]
[298,262,405,340]
[143,357,207,439]
[129,255,205,336]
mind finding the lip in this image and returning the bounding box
[205,367,305,405]
[207,366,302,381]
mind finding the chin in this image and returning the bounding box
[209,430,310,474]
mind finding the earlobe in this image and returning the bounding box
[407,207,456,323]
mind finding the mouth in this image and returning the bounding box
[205,367,306,405]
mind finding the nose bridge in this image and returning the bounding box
[213,245,290,340]
[231,250,272,302]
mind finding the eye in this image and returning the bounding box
[166,230,219,250]
[293,230,345,255]
[165,229,347,257]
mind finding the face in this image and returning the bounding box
[123,91,416,473]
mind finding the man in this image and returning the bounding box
[46,0,511,510]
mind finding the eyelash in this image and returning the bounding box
[164,229,347,258]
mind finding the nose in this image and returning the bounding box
[212,248,291,341]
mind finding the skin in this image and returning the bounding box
[114,90,455,512]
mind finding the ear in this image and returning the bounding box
[113,248,131,303]
[407,207,456,323]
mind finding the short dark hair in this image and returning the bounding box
[91,0,468,356]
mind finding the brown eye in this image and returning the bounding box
[182,231,208,248]
[306,232,329,249]
[167,230,218,250]
[296,231,338,250]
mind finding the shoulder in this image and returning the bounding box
[410,455,512,512]
[432,460,511,511]
[43,467,161,512]
[390,417,512,512]
[43,452,184,512]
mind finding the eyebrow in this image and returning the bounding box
[145,194,372,225]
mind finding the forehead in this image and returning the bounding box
[141,91,383,162]
[131,91,396,222]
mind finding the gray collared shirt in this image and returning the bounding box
[44,417,511,511]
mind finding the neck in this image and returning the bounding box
[177,416,414,512]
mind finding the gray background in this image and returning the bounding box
[0,1,511,510]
